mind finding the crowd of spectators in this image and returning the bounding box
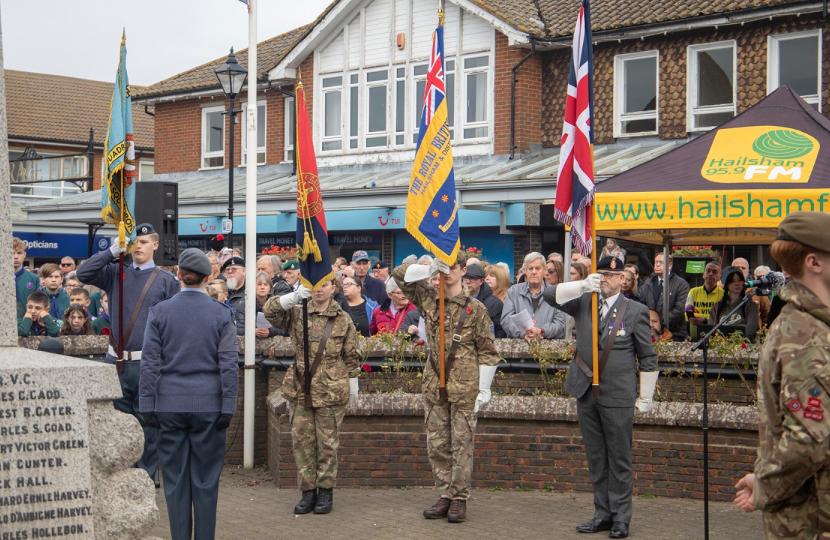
[12,234,775,345]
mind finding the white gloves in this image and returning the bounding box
[635,371,659,413]
[555,274,601,303]
[349,378,359,407]
[403,258,450,283]
[279,285,312,309]
[109,239,126,258]
[474,365,498,413]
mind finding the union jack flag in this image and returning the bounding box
[554,0,595,256]
[421,37,445,126]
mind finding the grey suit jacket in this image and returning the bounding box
[544,287,657,407]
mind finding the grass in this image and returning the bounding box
[542,485,556,493]
[514,485,531,492]
[639,493,658,499]
[488,486,503,492]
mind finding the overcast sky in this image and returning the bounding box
[1,0,333,86]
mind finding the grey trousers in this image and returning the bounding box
[576,391,634,524]
[109,358,159,484]
[157,412,225,540]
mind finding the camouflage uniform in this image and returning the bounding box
[263,297,360,491]
[393,264,500,500]
[754,280,830,539]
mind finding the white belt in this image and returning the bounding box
[107,345,142,361]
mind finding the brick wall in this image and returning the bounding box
[512,229,543,274]
[494,32,542,156]
[542,15,830,147]
[223,368,270,466]
[271,397,756,501]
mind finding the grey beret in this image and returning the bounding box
[179,248,212,276]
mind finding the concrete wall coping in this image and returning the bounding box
[267,391,759,431]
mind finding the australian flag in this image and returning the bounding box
[554,0,595,256]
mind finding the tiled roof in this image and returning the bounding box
[5,70,154,150]
[134,0,805,100]
[538,0,803,37]
[133,24,313,100]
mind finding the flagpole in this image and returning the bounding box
[590,206,599,396]
[242,0,258,469]
[117,31,126,374]
[436,0,448,400]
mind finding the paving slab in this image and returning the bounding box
[149,467,763,539]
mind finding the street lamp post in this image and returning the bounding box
[215,48,248,251]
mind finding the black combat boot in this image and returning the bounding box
[314,488,333,514]
[294,489,317,514]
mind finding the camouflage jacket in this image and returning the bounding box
[754,280,830,538]
[263,297,360,407]
[393,264,500,407]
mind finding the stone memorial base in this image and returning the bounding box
[0,348,159,539]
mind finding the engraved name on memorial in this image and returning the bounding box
[0,368,92,539]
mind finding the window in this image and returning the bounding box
[463,56,489,139]
[202,106,225,168]
[241,101,266,165]
[614,51,659,136]
[395,67,406,146]
[348,73,358,149]
[769,31,821,110]
[365,70,388,148]
[688,42,736,130]
[322,76,343,151]
[413,61,456,144]
[139,160,154,181]
[9,150,85,198]
[284,97,295,162]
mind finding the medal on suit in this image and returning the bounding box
[618,321,626,336]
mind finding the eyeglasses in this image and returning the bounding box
[60,263,73,267]
[389,290,405,296]
[224,267,243,274]
[462,276,481,282]
[342,282,357,288]
[598,272,622,280]
[546,269,557,274]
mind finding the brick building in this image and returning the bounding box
[10,70,154,264]
[26,0,830,273]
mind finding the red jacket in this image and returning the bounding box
[370,299,418,335]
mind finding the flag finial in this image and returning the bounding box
[122,28,126,41]
[438,0,444,26]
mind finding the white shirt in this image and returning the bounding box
[600,292,621,319]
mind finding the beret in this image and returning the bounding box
[179,248,212,276]
[352,250,370,262]
[776,211,830,250]
[373,261,389,270]
[464,264,486,279]
[135,223,156,236]
[221,256,245,271]
[283,260,300,271]
[597,256,624,272]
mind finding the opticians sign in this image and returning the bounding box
[13,232,109,258]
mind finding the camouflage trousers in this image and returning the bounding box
[424,399,478,500]
[288,402,347,491]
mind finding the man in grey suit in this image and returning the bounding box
[543,256,658,539]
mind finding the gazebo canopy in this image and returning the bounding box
[594,86,830,245]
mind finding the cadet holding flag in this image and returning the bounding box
[395,1,499,523]
[263,78,360,516]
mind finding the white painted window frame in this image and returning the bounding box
[138,159,155,181]
[687,41,737,132]
[283,97,295,163]
[321,75,345,152]
[364,69,390,148]
[394,66,406,147]
[767,29,822,111]
[241,100,267,166]
[461,54,490,140]
[412,63,428,144]
[613,50,660,138]
[201,105,225,169]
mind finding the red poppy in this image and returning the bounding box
[101,327,111,336]
[741,343,747,349]
[651,337,656,343]
[415,340,425,347]
[362,364,371,372]
[466,306,473,315]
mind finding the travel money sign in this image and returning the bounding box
[594,86,830,244]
